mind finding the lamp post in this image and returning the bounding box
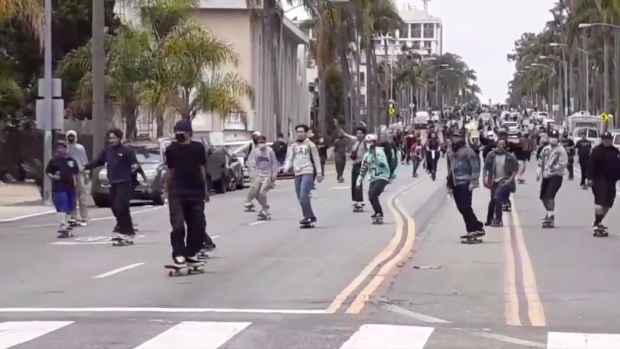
[550,42,590,112]
[540,55,569,118]
[92,0,105,158]
[431,64,448,108]
[435,68,454,109]
[41,0,53,204]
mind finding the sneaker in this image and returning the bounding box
[185,255,204,267]
[203,242,217,251]
[173,255,186,266]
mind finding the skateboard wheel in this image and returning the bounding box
[168,271,173,277]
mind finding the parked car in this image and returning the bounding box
[215,146,245,192]
[90,138,170,207]
[196,135,242,194]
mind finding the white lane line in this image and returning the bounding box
[0,206,164,232]
[134,321,251,349]
[0,210,56,223]
[339,324,434,349]
[0,321,73,349]
[547,332,620,349]
[249,221,264,226]
[471,331,544,348]
[93,263,144,279]
[379,303,450,324]
[0,307,328,314]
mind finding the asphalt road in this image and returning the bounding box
[1,155,619,348]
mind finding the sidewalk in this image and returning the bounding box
[0,183,54,222]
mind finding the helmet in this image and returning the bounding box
[365,134,378,142]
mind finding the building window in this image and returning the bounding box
[360,94,366,107]
[399,23,409,38]
[359,72,365,86]
[411,24,421,38]
[412,41,421,49]
[224,111,246,130]
[423,23,434,38]
[423,41,431,49]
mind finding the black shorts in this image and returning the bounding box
[592,180,616,208]
[540,176,563,201]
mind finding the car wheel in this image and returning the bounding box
[236,176,245,189]
[153,195,165,206]
[93,196,109,207]
[227,175,237,191]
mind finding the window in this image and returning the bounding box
[411,24,421,38]
[423,41,431,49]
[399,23,409,38]
[359,72,365,86]
[412,41,421,49]
[127,145,162,164]
[423,23,434,38]
[614,135,620,145]
[576,128,599,138]
[360,94,366,107]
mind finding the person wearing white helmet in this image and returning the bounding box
[356,134,390,222]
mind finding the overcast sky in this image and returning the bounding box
[285,0,556,104]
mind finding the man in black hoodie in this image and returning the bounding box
[575,132,593,189]
[586,132,620,235]
[85,128,145,243]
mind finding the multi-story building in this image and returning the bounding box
[114,0,310,143]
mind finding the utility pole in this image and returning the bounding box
[42,0,53,204]
[92,0,106,158]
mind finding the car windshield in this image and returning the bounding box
[576,129,599,138]
[614,135,620,145]
[128,145,162,164]
[504,122,517,128]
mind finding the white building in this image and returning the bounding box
[113,0,310,144]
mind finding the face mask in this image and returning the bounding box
[549,138,559,145]
[175,134,186,142]
[68,137,75,143]
[258,143,267,149]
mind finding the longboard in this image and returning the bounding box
[460,234,482,244]
[300,223,315,229]
[164,264,204,277]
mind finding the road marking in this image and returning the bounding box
[346,199,416,314]
[51,235,147,245]
[93,263,145,279]
[504,224,521,326]
[547,332,620,348]
[510,198,545,326]
[471,331,545,348]
[0,321,73,349]
[331,186,349,190]
[379,303,450,324]
[0,210,56,223]
[0,307,328,314]
[0,206,164,232]
[326,176,425,313]
[134,321,251,349]
[339,324,434,349]
[249,221,264,226]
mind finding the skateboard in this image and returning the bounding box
[300,222,315,229]
[371,217,384,225]
[353,206,364,213]
[517,179,525,184]
[257,214,271,221]
[164,264,204,277]
[244,207,256,212]
[542,221,554,228]
[197,250,210,259]
[593,228,609,237]
[57,231,74,238]
[337,178,345,183]
[111,237,134,246]
[460,234,482,244]
[502,205,512,212]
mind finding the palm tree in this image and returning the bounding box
[0,0,43,36]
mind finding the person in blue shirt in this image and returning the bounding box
[45,140,79,237]
[356,134,390,221]
[85,128,145,243]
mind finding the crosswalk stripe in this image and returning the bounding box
[0,321,73,349]
[132,321,252,349]
[547,332,620,348]
[339,324,434,349]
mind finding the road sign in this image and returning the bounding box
[601,112,610,122]
[388,107,396,116]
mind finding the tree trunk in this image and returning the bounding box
[370,50,380,131]
[124,110,138,141]
[603,38,610,115]
[155,110,164,137]
[365,38,374,131]
[614,31,620,127]
[337,35,354,133]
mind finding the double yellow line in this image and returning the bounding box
[326,178,421,314]
[504,198,546,326]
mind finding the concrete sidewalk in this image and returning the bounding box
[0,183,53,222]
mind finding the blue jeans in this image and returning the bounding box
[294,174,315,218]
[487,183,510,222]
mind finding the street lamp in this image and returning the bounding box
[579,23,620,30]
[435,68,455,109]
[540,55,569,117]
[550,42,590,111]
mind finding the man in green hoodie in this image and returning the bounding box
[356,134,390,222]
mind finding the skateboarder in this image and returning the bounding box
[45,140,79,237]
[356,134,390,223]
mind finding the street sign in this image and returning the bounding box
[388,107,396,116]
[601,112,610,122]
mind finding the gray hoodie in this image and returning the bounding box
[66,130,89,172]
[248,145,279,180]
[538,144,568,178]
[284,139,321,176]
